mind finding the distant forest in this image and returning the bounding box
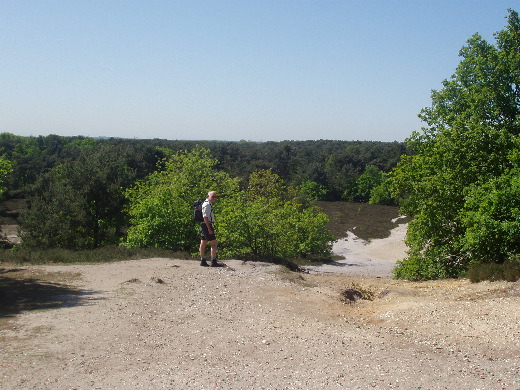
[0,133,410,203]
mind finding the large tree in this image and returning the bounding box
[20,144,149,249]
[391,9,520,280]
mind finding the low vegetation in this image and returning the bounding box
[0,246,186,265]
[340,283,377,303]
[466,255,520,283]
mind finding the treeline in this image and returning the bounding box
[0,133,407,257]
[2,144,335,259]
[0,133,409,202]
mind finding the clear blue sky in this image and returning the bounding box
[1,1,517,142]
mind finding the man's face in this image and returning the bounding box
[209,193,217,203]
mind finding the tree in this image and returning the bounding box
[299,180,328,201]
[20,144,147,249]
[369,176,397,206]
[0,156,13,248]
[124,147,240,251]
[0,156,12,199]
[462,169,520,264]
[217,169,333,259]
[344,165,387,203]
[391,9,520,280]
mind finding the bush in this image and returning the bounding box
[124,146,240,252]
[217,170,334,260]
[393,254,451,281]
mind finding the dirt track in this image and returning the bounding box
[1,255,519,390]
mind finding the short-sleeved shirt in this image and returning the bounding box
[202,199,214,222]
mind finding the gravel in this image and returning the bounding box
[1,226,519,389]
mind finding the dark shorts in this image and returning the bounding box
[200,223,216,241]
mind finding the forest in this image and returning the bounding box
[0,134,408,202]
[0,134,406,259]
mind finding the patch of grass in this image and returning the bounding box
[0,246,192,265]
[315,201,410,241]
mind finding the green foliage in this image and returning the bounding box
[0,157,14,248]
[368,176,397,206]
[20,144,146,249]
[356,165,386,202]
[391,10,520,280]
[1,132,409,203]
[392,249,462,281]
[462,169,520,264]
[124,152,333,260]
[20,171,89,249]
[124,146,240,251]
[247,169,288,201]
[344,165,387,203]
[299,180,328,201]
[0,134,164,197]
[1,134,405,260]
[0,156,12,199]
[217,170,333,259]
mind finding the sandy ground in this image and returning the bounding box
[1,225,519,389]
[303,222,409,278]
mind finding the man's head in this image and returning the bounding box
[208,191,217,203]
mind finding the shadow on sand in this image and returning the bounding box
[323,261,361,268]
[0,270,103,319]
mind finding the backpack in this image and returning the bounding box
[193,200,204,222]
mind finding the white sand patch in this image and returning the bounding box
[303,223,408,278]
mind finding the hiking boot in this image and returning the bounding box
[200,259,209,267]
[210,259,219,267]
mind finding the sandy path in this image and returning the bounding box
[1,226,519,389]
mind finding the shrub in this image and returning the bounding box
[217,170,333,260]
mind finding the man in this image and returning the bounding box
[199,190,219,267]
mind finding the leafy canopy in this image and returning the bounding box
[20,144,144,249]
[124,146,240,251]
[217,169,333,259]
[391,9,520,280]
[0,156,12,199]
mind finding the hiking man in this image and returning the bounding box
[199,191,219,267]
